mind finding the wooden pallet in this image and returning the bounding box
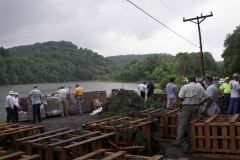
[56,132,116,160]
[16,127,71,154]
[85,116,157,146]
[73,149,164,160]
[190,114,240,159]
[0,151,40,160]
[139,108,179,140]
[0,123,44,149]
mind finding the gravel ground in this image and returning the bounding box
[20,112,97,131]
[19,113,225,160]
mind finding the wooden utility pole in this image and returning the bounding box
[183,12,213,76]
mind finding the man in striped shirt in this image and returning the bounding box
[28,85,42,124]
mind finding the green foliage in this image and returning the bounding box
[108,52,222,83]
[0,40,224,85]
[0,41,117,84]
[222,25,240,76]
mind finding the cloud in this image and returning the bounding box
[1,0,240,61]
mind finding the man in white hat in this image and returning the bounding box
[13,92,20,122]
[5,91,15,123]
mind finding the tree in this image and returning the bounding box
[222,25,240,76]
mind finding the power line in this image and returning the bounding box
[159,0,181,19]
[127,0,199,48]
[159,0,198,35]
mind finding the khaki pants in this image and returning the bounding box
[60,98,69,116]
[175,105,198,144]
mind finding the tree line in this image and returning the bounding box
[3,31,239,85]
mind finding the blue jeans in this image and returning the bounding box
[32,103,41,124]
[224,94,230,111]
[167,98,176,109]
[76,97,83,114]
[228,97,240,115]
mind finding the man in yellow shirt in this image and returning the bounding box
[74,84,84,115]
[220,77,231,112]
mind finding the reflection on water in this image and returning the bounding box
[0,81,140,122]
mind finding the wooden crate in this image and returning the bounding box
[16,127,71,153]
[190,114,240,159]
[139,108,179,140]
[0,123,44,149]
[85,116,157,146]
[55,132,116,160]
[73,149,164,160]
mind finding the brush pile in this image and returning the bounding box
[98,89,166,119]
[97,89,166,156]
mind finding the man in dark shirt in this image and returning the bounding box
[147,81,155,97]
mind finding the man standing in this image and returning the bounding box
[220,77,231,112]
[5,91,15,123]
[147,81,155,97]
[56,86,69,117]
[13,92,20,122]
[165,78,178,109]
[202,74,221,116]
[28,85,42,124]
[74,84,84,115]
[172,76,210,147]
[228,73,240,115]
[138,82,147,98]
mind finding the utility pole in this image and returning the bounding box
[183,12,213,76]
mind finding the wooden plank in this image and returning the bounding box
[19,154,40,160]
[27,130,74,143]
[16,127,70,142]
[63,132,115,150]
[102,151,127,160]
[149,155,164,160]
[0,151,24,160]
[192,153,240,159]
[73,148,107,160]
[47,131,102,147]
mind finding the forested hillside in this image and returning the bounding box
[100,52,223,82]
[0,40,224,85]
[0,41,116,84]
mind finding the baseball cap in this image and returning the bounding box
[14,92,18,95]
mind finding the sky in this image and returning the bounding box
[1,0,240,61]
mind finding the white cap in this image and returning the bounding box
[14,92,18,95]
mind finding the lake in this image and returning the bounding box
[0,81,141,122]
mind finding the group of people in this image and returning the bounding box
[220,73,240,115]
[5,91,20,123]
[5,84,85,124]
[137,81,155,98]
[171,73,240,147]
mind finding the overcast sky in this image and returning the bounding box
[1,0,239,61]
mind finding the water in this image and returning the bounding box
[0,81,140,122]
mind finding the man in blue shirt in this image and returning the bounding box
[165,78,178,109]
[28,85,42,124]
